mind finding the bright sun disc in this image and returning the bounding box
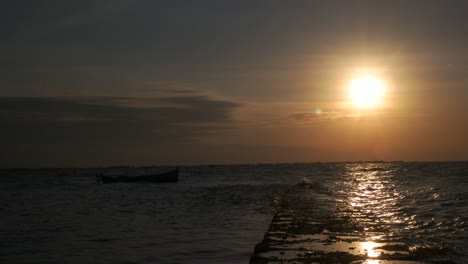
[349,75,385,109]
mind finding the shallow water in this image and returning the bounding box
[0,162,467,263]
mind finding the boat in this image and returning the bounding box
[97,168,178,184]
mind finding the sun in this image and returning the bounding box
[349,75,385,109]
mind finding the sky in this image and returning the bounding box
[1,0,468,167]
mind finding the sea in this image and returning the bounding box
[0,162,466,264]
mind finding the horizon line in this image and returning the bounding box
[2,160,467,170]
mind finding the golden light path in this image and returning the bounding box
[250,164,425,263]
[349,75,386,109]
[361,241,381,258]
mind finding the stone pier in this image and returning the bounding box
[250,181,439,264]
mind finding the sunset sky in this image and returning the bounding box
[2,1,468,167]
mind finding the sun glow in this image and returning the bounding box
[349,75,385,109]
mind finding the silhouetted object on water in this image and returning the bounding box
[96,168,178,184]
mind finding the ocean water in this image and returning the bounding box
[0,162,467,264]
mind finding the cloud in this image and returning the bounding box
[1,93,240,125]
[289,112,320,121]
[289,110,346,123]
[0,92,242,166]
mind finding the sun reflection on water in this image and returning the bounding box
[361,241,381,258]
[340,164,410,260]
[344,164,405,231]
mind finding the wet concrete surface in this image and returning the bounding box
[249,181,449,264]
